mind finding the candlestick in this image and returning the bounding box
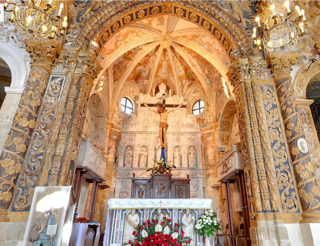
[270,4,276,16]
[279,39,283,46]
[295,5,301,16]
[255,16,261,27]
[301,9,306,21]
[58,3,63,16]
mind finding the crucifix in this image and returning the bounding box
[144,100,182,150]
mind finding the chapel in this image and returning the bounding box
[0,0,320,245]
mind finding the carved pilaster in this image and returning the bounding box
[268,53,320,222]
[0,40,59,212]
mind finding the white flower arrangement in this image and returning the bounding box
[194,210,221,237]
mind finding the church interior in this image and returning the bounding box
[0,0,320,245]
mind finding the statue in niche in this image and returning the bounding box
[107,146,116,163]
[123,209,140,243]
[139,146,148,167]
[173,147,182,167]
[206,146,214,162]
[182,209,196,246]
[225,1,252,29]
[144,101,182,149]
[124,146,133,167]
[153,208,169,224]
[188,146,197,167]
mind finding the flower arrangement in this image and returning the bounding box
[124,217,191,246]
[194,210,221,237]
[146,159,176,174]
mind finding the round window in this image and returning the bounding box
[192,100,205,115]
[120,97,134,114]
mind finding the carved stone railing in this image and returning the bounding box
[217,144,243,181]
[77,138,107,179]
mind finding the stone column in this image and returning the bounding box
[268,53,320,222]
[227,56,299,245]
[0,40,59,218]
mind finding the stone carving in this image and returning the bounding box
[123,209,140,243]
[182,209,196,246]
[224,1,253,29]
[0,40,59,209]
[157,183,165,197]
[124,146,133,167]
[138,188,144,198]
[107,146,117,163]
[138,146,148,167]
[188,146,197,167]
[297,138,309,154]
[153,208,168,223]
[173,146,182,167]
[206,145,214,162]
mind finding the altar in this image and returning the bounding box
[103,199,213,246]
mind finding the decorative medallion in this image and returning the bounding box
[176,8,184,17]
[151,7,160,15]
[214,30,222,39]
[223,40,230,50]
[102,32,109,42]
[297,138,309,153]
[138,10,145,18]
[190,12,198,22]
[124,15,132,24]
[112,23,120,32]
[203,21,210,30]
[163,5,172,13]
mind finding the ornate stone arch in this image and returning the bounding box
[293,61,320,100]
[217,97,236,153]
[75,1,253,57]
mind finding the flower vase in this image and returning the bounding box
[203,235,210,246]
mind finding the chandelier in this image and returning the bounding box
[4,0,68,40]
[253,1,306,55]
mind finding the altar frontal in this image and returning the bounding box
[104,199,212,246]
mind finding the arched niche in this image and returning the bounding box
[217,97,238,153]
[0,58,11,109]
[294,64,320,166]
[85,93,106,149]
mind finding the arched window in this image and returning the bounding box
[121,97,134,114]
[192,100,205,115]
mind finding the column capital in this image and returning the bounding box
[227,56,270,87]
[267,53,299,77]
[52,47,80,73]
[25,39,60,71]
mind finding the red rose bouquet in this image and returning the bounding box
[124,217,191,246]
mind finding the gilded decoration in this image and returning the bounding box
[0,40,60,209]
[253,80,300,213]
[71,1,253,58]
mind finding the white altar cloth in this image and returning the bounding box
[103,199,213,246]
[107,198,212,209]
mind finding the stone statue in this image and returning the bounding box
[28,209,57,246]
[173,147,182,167]
[182,209,196,246]
[188,146,197,167]
[107,146,116,163]
[123,209,140,243]
[153,208,169,224]
[139,146,148,167]
[124,146,133,167]
[144,102,183,149]
[227,1,252,29]
[206,146,214,162]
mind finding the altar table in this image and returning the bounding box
[103,199,213,246]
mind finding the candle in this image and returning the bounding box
[299,22,304,33]
[284,1,290,13]
[279,38,283,46]
[291,32,294,38]
[49,0,53,5]
[62,16,68,28]
[42,25,47,32]
[58,3,63,16]
[270,4,276,16]
[301,9,306,21]
[295,5,301,16]
[268,41,272,47]
[257,39,261,46]
[255,16,261,27]
[91,40,98,46]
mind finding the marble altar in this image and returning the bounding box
[103,198,212,246]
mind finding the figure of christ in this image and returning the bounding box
[144,102,183,149]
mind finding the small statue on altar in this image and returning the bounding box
[188,146,197,167]
[123,209,140,243]
[182,209,196,246]
[144,101,183,149]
